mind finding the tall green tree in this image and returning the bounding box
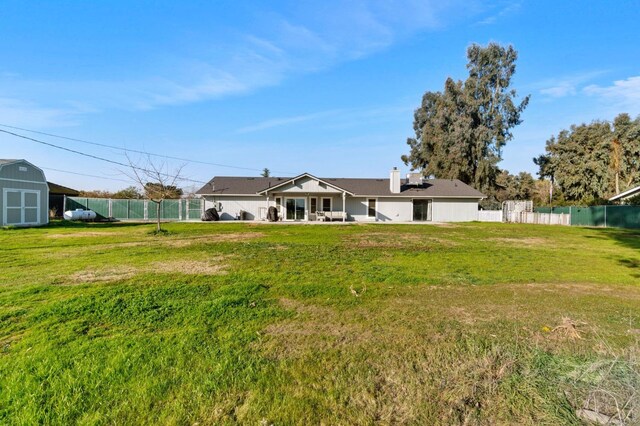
[611,113,640,193]
[403,43,530,193]
[534,113,640,203]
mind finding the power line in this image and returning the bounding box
[0,122,297,175]
[0,128,208,185]
[41,167,132,183]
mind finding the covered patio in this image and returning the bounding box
[258,173,352,222]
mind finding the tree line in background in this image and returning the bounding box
[403,42,640,208]
[78,184,184,200]
[534,113,640,205]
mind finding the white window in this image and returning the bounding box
[321,197,332,212]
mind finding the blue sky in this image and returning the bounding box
[1,0,639,192]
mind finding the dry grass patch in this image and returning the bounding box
[70,266,137,284]
[490,237,548,246]
[150,257,230,275]
[46,231,127,239]
[90,241,148,249]
[210,232,265,242]
[0,332,24,353]
[345,232,456,249]
[260,298,373,359]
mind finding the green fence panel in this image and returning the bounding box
[147,201,159,220]
[188,199,202,220]
[128,200,146,220]
[111,200,129,219]
[86,199,110,219]
[604,205,640,229]
[66,197,88,211]
[181,201,188,220]
[65,197,202,221]
[161,200,180,219]
[571,206,606,227]
[536,205,640,228]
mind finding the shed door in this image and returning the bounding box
[3,189,40,225]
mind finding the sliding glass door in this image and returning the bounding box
[285,198,306,220]
[413,199,432,221]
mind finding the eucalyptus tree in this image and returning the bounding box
[403,43,530,193]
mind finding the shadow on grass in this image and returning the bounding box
[585,227,640,278]
[585,227,640,249]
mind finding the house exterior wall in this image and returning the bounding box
[431,198,479,222]
[0,161,49,226]
[204,195,266,220]
[378,198,413,221]
[203,194,480,222]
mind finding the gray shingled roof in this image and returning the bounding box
[0,159,19,165]
[196,175,485,198]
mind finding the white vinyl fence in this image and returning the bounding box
[477,210,570,226]
[505,211,570,226]
[477,210,503,222]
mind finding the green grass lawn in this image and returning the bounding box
[1,221,639,424]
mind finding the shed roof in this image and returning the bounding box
[196,175,485,198]
[48,182,80,196]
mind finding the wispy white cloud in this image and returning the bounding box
[535,70,608,98]
[236,110,343,134]
[235,104,413,134]
[584,76,640,111]
[0,97,85,128]
[0,1,480,119]
[475,2,521,26]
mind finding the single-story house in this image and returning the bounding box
[609,184,640,203]
[48,182,80,217]
[196,168,485,222]
[0,159,49,226]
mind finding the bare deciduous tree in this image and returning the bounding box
[123,154,186,233]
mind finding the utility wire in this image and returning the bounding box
[0,128,208,185]
[41,167,132,183]
[0,122,296,175]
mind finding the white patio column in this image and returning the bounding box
[266,195,269,221]
[342,191,346,222]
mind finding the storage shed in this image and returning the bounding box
[0,159,49,226]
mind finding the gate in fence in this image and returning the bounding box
[65,197,204,221]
